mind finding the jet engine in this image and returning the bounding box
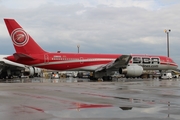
[119,64,143,77]
[23,66,42,78]
[34,67,42,77]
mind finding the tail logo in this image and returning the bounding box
[11,28,29,47]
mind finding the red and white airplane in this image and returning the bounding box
[3,19,178,80]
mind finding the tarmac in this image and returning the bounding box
[0,77,180,120]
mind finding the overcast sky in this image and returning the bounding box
[0,0,180,67]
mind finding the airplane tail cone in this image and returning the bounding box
[4,19,47,55]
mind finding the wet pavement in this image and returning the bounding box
[0,77,180,120]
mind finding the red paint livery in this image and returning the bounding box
[4,19,178,78]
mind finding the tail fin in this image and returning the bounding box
[4,19,47,54]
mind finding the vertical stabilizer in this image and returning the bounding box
[4,19,47,54]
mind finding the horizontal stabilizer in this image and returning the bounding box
[13,53,35,61]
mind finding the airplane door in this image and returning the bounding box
[44,54,49,63]
[80,57,83,64]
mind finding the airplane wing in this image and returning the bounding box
[95,55,132,72]
[0,60,25,70]
[0,61,6,73]
[0,55,26,78]
[0,59,26,71]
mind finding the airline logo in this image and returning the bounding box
[132,57,160,68]
[11,28,29,47]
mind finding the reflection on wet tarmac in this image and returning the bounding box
[120,107,133,110]
[0,78,180,119]
[0,77,90,83]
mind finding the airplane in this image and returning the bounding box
[3,18,178,80]
[0,55,25,79]
[0,55,42,79]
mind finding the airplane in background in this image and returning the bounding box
[0,55,41,79]
[0,55,25,79]
[3,19,178,80]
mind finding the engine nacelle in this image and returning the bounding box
[24,66,42,77]
[34,67,42,77]
[24,66,35,77]
[119,64,143,77]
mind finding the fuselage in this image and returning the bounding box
[6,53,178,71]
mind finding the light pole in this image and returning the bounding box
[77,45,80,53]
[164,29,171,57]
